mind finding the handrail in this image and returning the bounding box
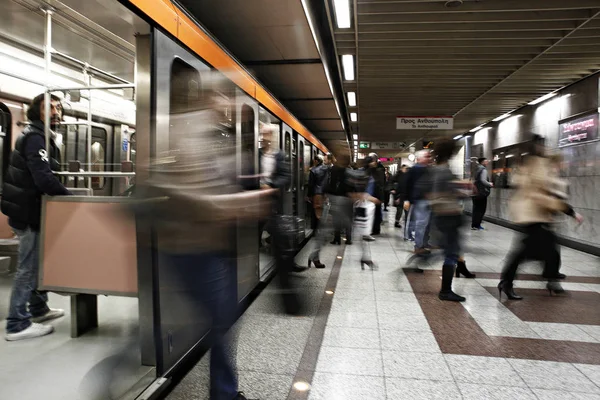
[54,171,135,177]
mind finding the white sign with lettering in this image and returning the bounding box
[396,116,454,130]
[370,142,406,150]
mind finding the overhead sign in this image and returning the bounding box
[378,157,394,162]
[371,142,406,150]
[558,113,599,147]
[397,116,454,130]
[359,141,370,149]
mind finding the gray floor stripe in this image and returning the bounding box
[286,242,347,400]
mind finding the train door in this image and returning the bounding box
[297,135,306,240]
[236,91,260,302]
[304,141,313,234]
[282,123,293,215]
[0,103,11,189]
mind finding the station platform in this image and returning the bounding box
[168,212,600,400]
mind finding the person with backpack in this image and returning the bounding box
[471,157,493,230]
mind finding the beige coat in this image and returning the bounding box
[509,156,569,224]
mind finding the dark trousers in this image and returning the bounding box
[164,252,238,400]
[383,191,390,209]
[271,215,303,314]
[501,223,561,283]
[372,203,382,235]
[331,195,353,241]
[471,196,488,228]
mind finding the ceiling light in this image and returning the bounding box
[453,135,463,140]
[493,113,512,122]
[528,92,557,105]
[469,125,484,133]
[354,140,358,145]
[347,91,356,106]
[333,0,351,28]
[350,112,357,122]
[353,134,358,140]
[342,55,354,81]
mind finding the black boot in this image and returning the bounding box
[455,260,476,278]
[439,264,466,302]
[497,280,523,300]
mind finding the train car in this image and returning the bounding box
[0,0,329,398]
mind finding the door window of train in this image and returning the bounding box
[291,137,297,190]
[304,142,311,186]
[299,141,304,189]
[241,105,256,186]
[284,132,291,191]
[258,107,280,151]
[169,58,202,152]
[0,104,11,191]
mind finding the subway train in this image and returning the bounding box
[0,0,330,395]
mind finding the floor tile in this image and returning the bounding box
[376,300,425,317]
[307,373,385,400]
[237,345,304,375]
[238,371,295,400]
[322,326,381,349]
[573,363,600,387]
[475,318,540,339]
[380,329,440,353]
[533,388,600,400]
[444,355,526,387]
[315,346,383,376]
[527,322,598,343]
[385,378,461,400]
[330,298,377,314]
[457,382,537,400]
[508,359,600,394]
[326,310,379,329]
[374,290,419,303]
[377,313,431,331]
[578,324,600,341]
[382,351,453,381]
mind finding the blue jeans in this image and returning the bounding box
[164,252,238,400]
[6,227,50,333]
[413,200,431,249]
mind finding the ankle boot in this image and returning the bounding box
[497,280,523,300]
[455,260,476,278]
[439,264,466,302]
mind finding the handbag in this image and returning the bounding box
[353,199,375,236]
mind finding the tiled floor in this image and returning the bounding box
[168,211,600,400]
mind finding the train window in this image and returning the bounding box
[241,105,256,187]
[299,141,304,189]
[258,107,280,151]
[0,104,11,192]
[285,132,291,191]
[169,58,202,151]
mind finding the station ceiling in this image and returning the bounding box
[178,0,347,152]
[334,0,600,157]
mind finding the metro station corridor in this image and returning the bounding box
[167,212,600,400]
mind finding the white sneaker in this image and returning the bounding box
[31,308,65,323]
[6,323,54,341]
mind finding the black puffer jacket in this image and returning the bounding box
[308,163,329,197]
[1,121,70,230]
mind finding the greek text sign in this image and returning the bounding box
[371,142,406,150]
[558,113,599,148]
[396,116,454,130]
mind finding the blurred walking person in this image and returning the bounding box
[471,157,493,230]
[430,139,474,302]
[327,150,353,245]
[392,165,409,228]
[307,155,329,268]
[132,71,270,400]
[498,136,583,300]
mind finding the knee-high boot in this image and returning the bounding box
[439,264,466,302]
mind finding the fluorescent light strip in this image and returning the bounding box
[350,112,357,122]
[347,91,356,107]
[493,113,512,122]
[354,140,358,145]
[333,0,351,28]
[453,135,463,140]
[342,55,354,81]
[469,124,484,133]
[352,134,358,140]
[528,92,557,105]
